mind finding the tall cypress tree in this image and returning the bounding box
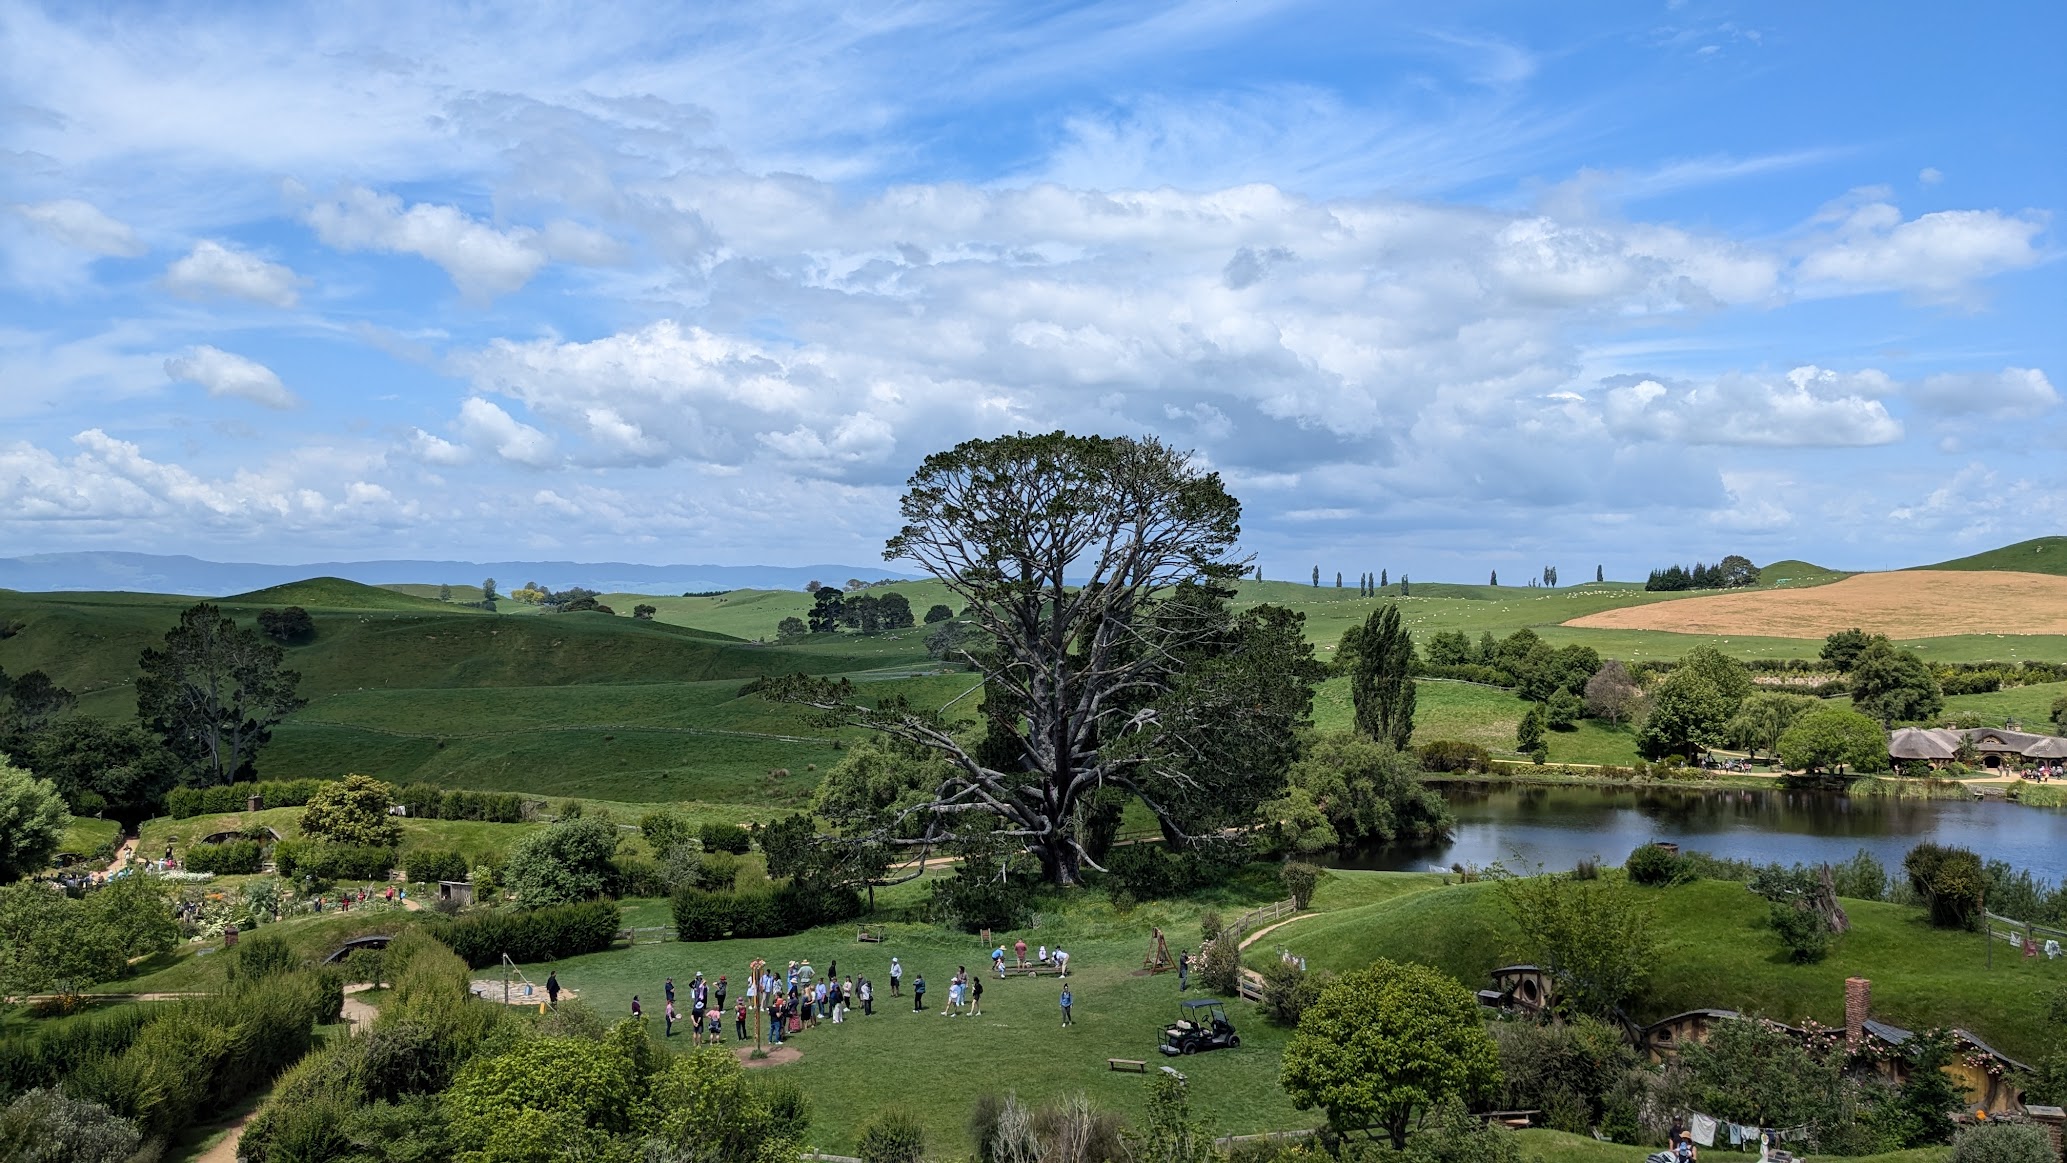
[1349,603,1417,750]
[1596,564,1604,583]
[1380,569,1388,588]
[1490,570,1498,586]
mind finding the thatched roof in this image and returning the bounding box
[1888,727,1961,761]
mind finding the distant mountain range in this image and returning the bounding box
[0,553,914,596]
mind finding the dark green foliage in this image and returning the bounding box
[1348,604,1417,750]
[930,836,1038,932]
[1490,1016,1638,1136]
[137,602,307,785]
[503,815,619,905]
[1892,1029,1969,1145]
[923,603,954,624]
[0,1087,141,1163]
[19,717,181,821]
[1950,1122,2057,1163]
[256,606,316,644]
[1103,843,1208,902]
[1664,1017,1839,1130]
[1904,843,1986,929]
[110,972,325,1142]
[427,900,621,967]
[1417,740,1491,773]
[1850,639,1945,724]
[1516,705,1546,754]
[1256,956,1328,1027]
[0,1005,153,1100]
[1645,555,1759,591]
[1624,843,1688,886]
[638,811,689,854]
[1821,628,1882,673]
[1545,689,1584,730]
[385,785,528,823]
[698,821,752,854]
[273,840,396,882]
[183,838,264,874]
[1768,901,1831,962]
[1404,1096,1526,1163]
[857,1106,928,1163]
[1281,861,1320,909]
[404,848,468,885]
[166,777,330,818]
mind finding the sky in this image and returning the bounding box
[2,1,2062,581]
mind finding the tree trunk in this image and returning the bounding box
[1037,839,1082,887]
[1386,1108,1411,1151]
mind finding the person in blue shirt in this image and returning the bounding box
[1059,986,1073,1026]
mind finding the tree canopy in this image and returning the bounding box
[1777,707,1891,774]
[298,774,403,848]
[1279,959,1501,1148]
[1849,639,1943,725]
[774,432,1320,885]
[0,759,67,882]
[136,603,306,785]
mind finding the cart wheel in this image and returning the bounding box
[1181,1042,1197,1055]
[1228,1035,1241,1048]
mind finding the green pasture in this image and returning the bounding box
[1914,536,2067,576]
[1941,681,2067,728]
[1275,876,2062,1064]
[1517,1131,1946,1163]
[58,815,122,859]
[1312,678,1643,766]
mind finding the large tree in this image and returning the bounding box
[136,604,306,785]
[0,760,67,883]
[1346,604,1416,750]
[1725,692,1819,762]
[1777,707,1891,774]
[20,718,181,821]
[1849,639,1943,725]
[775,432,1320,885]
[1279,959,1501,1148]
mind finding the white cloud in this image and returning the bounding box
[1798,202,2046,298]
[406,428,470,466]
[163,345,299,409]
[1595,366,1903,447]
[10,199,145,256]
[1908,367,2059,419]
[303,186,548,300]
[455,397,556,466]
[162,240,303,306]
[1919,167,1943,185]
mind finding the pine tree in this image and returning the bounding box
[1380,569,1388,588]
[1489,570,1498,586]
[1597,564,1604,583]
[1336,571,1343,588]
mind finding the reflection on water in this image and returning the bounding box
[1330,783,2067,876]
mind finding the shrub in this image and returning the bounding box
[856,1106,927,1163]
[613,856,668,899]
[429,900,621,968]
[1950,1122,2055,1163]
[1198,910,1223,945]
[1257,956,1328,1027]
[699,822,753,854]
[1405,1096,1524,1163]
[0,1087,142,1163]
[1281,861,1321,909]
[274,841,396,883]
[1769,902,1831,963]
[1625,844,1687,886]
[1418,740,1492,773]
[183,839,264,875]
[165,779,331,819]
[1904,843,1986,929]
[698,850,741,892]
[405,848,468,885]
[640,812,690,854]
[1195,930,1242,996]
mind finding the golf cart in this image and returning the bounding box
[1160,998,1239,1055]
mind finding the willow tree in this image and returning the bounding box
[774,432,1320,885]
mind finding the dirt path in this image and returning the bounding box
[341,983,379,1031]
[1238,914,1317,951]
[190,1110,254,1163]
[101,834,137,876]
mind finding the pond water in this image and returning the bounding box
[1329,783,2067,877]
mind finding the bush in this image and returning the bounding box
[0,1087,142,1163]
[428,900,621,968]
[165,778,332,819]
[1418,740,1493,773]
[1904,843,1986,929]
[1195,931,1242,996]
[1625,844,1687,886]
[1949,1119,2055,1163]
[183,839,264,875]
[1769,902,1831,963]
[1281,861,1321,909]
[640,812,690,853]
[274,841,396,883]
[405,848,468,885]
[1104,844,1206,902]
[612,856,668,899]
[1257,956,1328,1026]
[856,1106,927,1163]
[699,822,752,854]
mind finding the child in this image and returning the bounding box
[971,974,984,1016]
[735,998,749,1041]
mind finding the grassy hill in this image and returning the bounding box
[1277,876,2059,1064]
[1915,536,2067,576]
[1755,558,1851,587]
[225,576,461,611]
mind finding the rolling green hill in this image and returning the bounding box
[1914,535,2067,576]
[226,576,461,610]
[1753,558,1850,587]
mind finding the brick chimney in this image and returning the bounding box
[1845,977,1871,1046]
[248,793,263,813]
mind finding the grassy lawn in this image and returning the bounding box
[1517,1130,1947,1163]
[1942,681,2067,728]
[1282,875,2063,1064]
[59,814,122,860]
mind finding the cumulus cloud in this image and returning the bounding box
[162,240,303,306]
[1595,366,1902,447]
[406,428,470,466]
[303,186,548,300]
[455,397,556,466]
[1906,367,2058,419]
[163,346,299,409]
[1798,201,2045,298]
[11,199,145,256]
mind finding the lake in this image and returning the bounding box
[1330,783,2067,877]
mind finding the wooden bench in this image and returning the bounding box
[1000,964,1059,977]
[1108,1058,1147,1073]
[856,928,883,943]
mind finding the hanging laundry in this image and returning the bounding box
[1690,1114,1718,1146]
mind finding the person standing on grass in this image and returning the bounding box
[1015,937,1028,967]
[890,957,902,996]
[1059,986,1073,1026]
[546,971,560,1007]
[665,977,676,1010]
[859,976,873,1016]
[1177,949,1190,991]
[912,973,926,1012]
[993,944,1007,977]
[707,1007,722,1044]
[971,974,984,1016]
[735,998,748,1041]
[691,974,708,1032]
[665,998,678,1037]
[1054,947,1069,977]
[632,995,643,1021]
[715,974,727,1013]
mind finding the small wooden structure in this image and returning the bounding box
[856,927,884,943]
[438,879,474,906]
[1108,1058,1147,1073]
[1480,965,1552,1016]
[1143,927,1173,974]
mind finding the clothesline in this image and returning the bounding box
[1682,1112,1811,1151]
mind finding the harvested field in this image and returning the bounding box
[1561,570,2067,639]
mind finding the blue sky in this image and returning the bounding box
[2,1,2061,579]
